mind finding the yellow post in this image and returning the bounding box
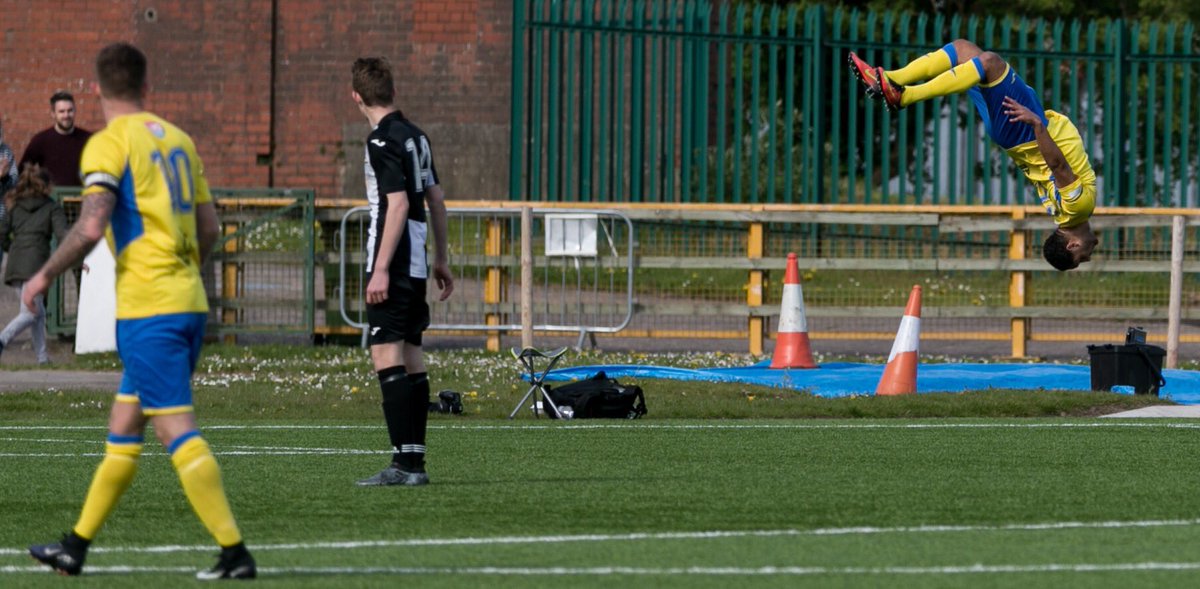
[222,221,240,345]
[484,218,505,352]
[747,222,766,356]
[1009,209,1027,358]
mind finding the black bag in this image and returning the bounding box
[542,371,647,419]
[428,390,464,414]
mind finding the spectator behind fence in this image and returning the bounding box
[0,119,18,272]
[0,164,67,363]
[19,91,92,187]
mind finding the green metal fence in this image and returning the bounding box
[510,1,1199,208]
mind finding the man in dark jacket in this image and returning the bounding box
[0,165,68,362]
[19,91,92,187]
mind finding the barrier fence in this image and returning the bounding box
[413,201,1199,363]
[49,188,316,340]
[44,194,1200,362]
[334,207,635,350]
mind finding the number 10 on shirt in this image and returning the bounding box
[151,147,195,213]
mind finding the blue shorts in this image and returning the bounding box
[115,313,206,415]
[963,58,1048,149]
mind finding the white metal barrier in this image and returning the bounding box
[338,206,635,348]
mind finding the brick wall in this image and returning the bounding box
[1,1,512,200]
[0,3,130,173]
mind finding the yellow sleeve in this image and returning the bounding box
[1054,177,1096,228]
[80,129,126,197]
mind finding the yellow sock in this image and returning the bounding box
[171,435,243,547]
[899,58,983,107]
[74,441,143,540]
[885,47,954,85]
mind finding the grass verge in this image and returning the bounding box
[3,345,1174,419]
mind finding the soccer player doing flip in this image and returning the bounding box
[849,39,1100,271]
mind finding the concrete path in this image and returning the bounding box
[1101,405,1200,418]
[0,261,121,391]
[0,370,121,392]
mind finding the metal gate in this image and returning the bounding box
[47,188,316,339]
[337,207,635,347]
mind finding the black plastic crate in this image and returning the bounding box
[1086,343,1166,396]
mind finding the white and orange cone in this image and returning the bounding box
[876,285,922,395]
[770,253,817,369]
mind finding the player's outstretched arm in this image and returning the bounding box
[425,183,454,301]
[1002,96,1076,188]
[22,190,115,312]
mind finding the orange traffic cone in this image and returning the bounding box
[770,253,817,369]
[876,285,922,395]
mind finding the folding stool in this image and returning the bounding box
[508,346,569,419]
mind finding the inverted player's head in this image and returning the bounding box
[95,43,147,103]
[49,91,77,133]
[351,57,395,109]
[1043,224,1099,271]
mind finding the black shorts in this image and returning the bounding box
[365,275,430,347]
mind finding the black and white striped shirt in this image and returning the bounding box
[363,111,439,281]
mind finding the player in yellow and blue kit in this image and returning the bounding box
[22,43,255,579]
[848,39,1100,271]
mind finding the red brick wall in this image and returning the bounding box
[1,1,512,199]
[138,1,274,188]
[0,4,130,173]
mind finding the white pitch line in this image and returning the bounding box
[0,437,101,444]
[0,449,387,458]
[4,422,1200,433]
[7,562,1200,577]
[223,444,375,453]
[263,562,1200,575]
[4,519,1200,557]
[217,449,384,456]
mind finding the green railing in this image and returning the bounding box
[510,1,1199,208]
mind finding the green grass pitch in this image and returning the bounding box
[5,418,1200,588]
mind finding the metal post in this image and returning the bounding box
[747,221,765,355]
[1167,215,1184,368]
[521,206,534,349]
[484,218,505,352]
[1009,209,1027,358]
[302,191,315,335]
[509,0,526,201]
[222,221,240,345]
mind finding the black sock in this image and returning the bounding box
[64,532,90,552]
[220,541,250,559]
[377,365,409,466]
[407,373,430,470]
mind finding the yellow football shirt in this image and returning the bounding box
[80,112,211,319]
[1005,110,1097,228]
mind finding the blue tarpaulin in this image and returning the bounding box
[541,362,1200,405]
